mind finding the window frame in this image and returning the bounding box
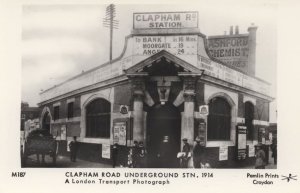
[53,105,60,121]
[207,97,232,141]
[85,98,111,138]
[67,102,74,119]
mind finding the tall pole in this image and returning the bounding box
[103,4,118,63]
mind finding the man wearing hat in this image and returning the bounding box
[180,138,190,168]
[193,137,203,168]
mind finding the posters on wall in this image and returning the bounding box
[113,122,127,146]
[219,146,228,161]
[60,125,67,140]
[101,144,111,159]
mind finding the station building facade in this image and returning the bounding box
[38,12,273,168]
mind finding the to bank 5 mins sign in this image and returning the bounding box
[133,12,198,29]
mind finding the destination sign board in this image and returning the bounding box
[133,35,197,55]
[133,12,198,29]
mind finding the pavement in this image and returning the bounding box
[22,149,277,169]
[23,154,112,168]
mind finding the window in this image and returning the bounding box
[67,102,74,119]
[86,98,111,138]
[245,102,254,140]
[53,106,60,121]
[207,97,231,140]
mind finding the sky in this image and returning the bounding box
[21,3,277,122]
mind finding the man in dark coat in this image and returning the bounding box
[132,141,139,168]
[271,138,277,165]
[112,143,119,168]
[137,141,147,168]
[193,137,203,168]
[158,136,172,168]
[69,136,79,162]
[180,138,190,168]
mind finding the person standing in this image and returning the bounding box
[180,138,190,168]
[255,143,266,169]
[271,138,277,165]
[158,136,171,168]
[112,143,119,168]
[138,141,147,168]
[193,137,203,168]
[69,136,78,162]
[132,141,139,168]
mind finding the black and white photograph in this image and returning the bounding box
[0,0,300,192]
[20,4,277,169]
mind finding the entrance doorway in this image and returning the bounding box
[146,103,181,168]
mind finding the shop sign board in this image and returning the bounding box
[133,12,198,29]
[113,122,127,146]
[208,36,249,73]
[219,146,228,161]
[197,55,270,95]
[102,144,111,159]
[236,126,247,160]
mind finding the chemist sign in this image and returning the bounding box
[133,12,198,29]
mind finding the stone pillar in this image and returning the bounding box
[132,78,145,143]
[181,77,196,167]
[182,92,195,146]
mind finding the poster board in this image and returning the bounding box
[101,144,111,159]
[113,121,127,146]
[219,146,228,161]
[236,126,247,160]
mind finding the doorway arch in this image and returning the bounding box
[146,103,181,168]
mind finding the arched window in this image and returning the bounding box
[207,97,231,140]
[245,102,254,140]
[86,98,111,138]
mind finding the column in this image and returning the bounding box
[132,78,145,143]
[181,77,196,167]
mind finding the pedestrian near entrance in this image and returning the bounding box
[112,143,119,168]
[180,138,190,168]
[255,143,266,169]
[193,137,203,168]
[132,141,139,168]
[158,136,172,168]
[137,141,147,168]
[271,138,277,165]
[69,136,79,162]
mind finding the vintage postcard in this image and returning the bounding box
[0,0,299,193]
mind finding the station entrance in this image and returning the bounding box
[146,103,181,168]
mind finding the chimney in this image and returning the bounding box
[247,23,258,76]
[235,25,239,35]
[230,26,233,35]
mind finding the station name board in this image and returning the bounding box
[133,12,198,29]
